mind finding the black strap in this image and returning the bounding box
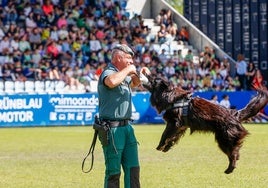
[81,130,98,173]
[108,120,129,127]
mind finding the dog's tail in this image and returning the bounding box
[235,86,268,122]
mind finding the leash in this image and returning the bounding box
[81,117,128,173]
[81,130,98,173]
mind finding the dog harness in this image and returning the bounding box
[166,97,191,126]
[173,99,190,116]
[166,97,191,116]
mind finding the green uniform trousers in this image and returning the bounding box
[102,124,140,188]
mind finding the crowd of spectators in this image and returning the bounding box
[0,0,133,91]
[0,0,266,122]
[0,0,265,94]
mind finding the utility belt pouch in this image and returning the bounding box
[93,115,109,146]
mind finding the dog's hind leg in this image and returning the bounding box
[216,141,236,174]
[224,145,241,174]
[215,134,240,174]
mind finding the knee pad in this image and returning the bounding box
[107,173,121,188]
[130,167,140,188]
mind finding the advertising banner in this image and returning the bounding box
[0,94,99,127]
[0,93,162,127]
[1,91,267,127]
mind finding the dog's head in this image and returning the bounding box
[142,74,192,113]
[142,74,173,113]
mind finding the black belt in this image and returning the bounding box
[102,119,129,128]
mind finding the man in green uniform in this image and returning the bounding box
[97,43,150,188]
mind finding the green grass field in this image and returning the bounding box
[0,124,268,188]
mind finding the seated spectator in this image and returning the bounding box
[164,61,175,78]
[57,14,67,29]
[157,24,168,44]
[141,49,152,64]
[25,12,37,31]
[41,27,51,42]
[232,76,241,90]
[32,48,42,66]
[132,26,146,45]
[170,73,179,86]
[10,37,19,53]
[186,61,197,80]
[50,25,59,41]
[19,35,31,52]
[71,38,82,52]
[221,57,230,74]
[213,73,224,89]
[95,28,106,40]
[140,26,150,44]
[37,60,50,80]
[2,63,14,81]
[158,49,169,65]
[32,2,43,16]
[0,36,10,54]
[202,73,212,89]
[64,66,82,90]
[85,14,95,28]
[129,14,140,29]
[48,66,60,80]
[89,34,102,53]
[42,0,54,16]
[45,12,56,27]
[155,9,165,25]
[184,49,193,67]
[3,2,18,25]
[219,63,229,80]
[16,10,26,28]
[219,94,231,108]
[166,20,178,39]
[96,16,106,29]
[119,15,130,28]
[177,73,187,88]
[13,57,23,78]
[23,2,32,16]
[66,12,77,26]
[94,62,106,80]
[22,61,35,80]
[35,13,47,28]
[80,63,98,84]
[178,26,189,42]
[210,94,219,104]
[29,27,41,49]
[6,22,19,38]
[198,63,209,78]
[46,40,59,59]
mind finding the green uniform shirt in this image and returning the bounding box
[98,63,132,120]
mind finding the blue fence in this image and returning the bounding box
[0,91,266,127]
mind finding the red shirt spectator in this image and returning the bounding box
[95,29,106,40]
[252,69,264,89]
[179,26,189,41]
[46,41,59,58]
[42,1,54,16]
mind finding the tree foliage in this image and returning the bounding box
[165,0,184,14]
